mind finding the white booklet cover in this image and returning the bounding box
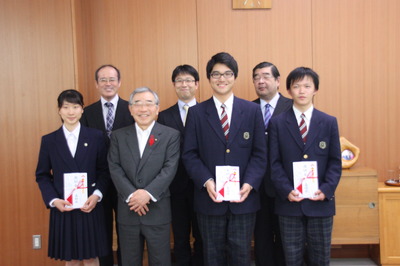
[292,161,318,198]
[64,172,88,208]
[216,166,240,201]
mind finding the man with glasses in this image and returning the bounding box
[252,62,292,266]
[108,87,180,266]
[182,52,267,265]
[81,64,134,266]
[158,65,203,266]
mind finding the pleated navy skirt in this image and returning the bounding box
[48,203,108,261]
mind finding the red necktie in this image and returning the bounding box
[299,113,307,143]
[220,104,229,140]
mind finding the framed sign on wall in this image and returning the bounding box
[232,0,271,9]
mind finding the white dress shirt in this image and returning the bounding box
[135,121,155,158]
[62,124,80,157]
[293,105,314,129]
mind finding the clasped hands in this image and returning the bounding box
[54,194,100,213]
[128,189,150,216]
[205,179,252,203]
[287,189,326,202]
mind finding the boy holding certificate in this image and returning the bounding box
[36,90,109,265]
[269,67,342,266]
[182,52,267,265]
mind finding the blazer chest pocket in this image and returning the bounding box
[237,132,252,148]
[314,139,329,155]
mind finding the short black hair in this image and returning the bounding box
[206,52,238,80]
[171,65,199,82]
[286,67,319,91]
[57,89,84,108]
[95,64,121,82]
[252,61,280,79]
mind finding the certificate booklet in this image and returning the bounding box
[64,172,88,209]
[292,161,318,198]
[216,166,240,201]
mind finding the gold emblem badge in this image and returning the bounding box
[243,132,250,140]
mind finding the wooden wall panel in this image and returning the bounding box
[0,0,73,265]
[312,0,400,180]
[74,0,199,111]
[196,0,313,101]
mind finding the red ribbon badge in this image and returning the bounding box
[149,134,155,146]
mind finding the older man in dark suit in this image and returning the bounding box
[252,61,292,266]
[108,87,180,266]
[80,64,134,266]
[158,65,203,266]
[182,52,267,265]
[269,67,341,266]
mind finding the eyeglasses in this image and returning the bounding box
[131,101,158,108]
[253,73,274,81]
[210,71,234,79]
[174,79,195,85]
[98,77,118,84]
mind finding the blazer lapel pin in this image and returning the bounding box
[149,134,157,146]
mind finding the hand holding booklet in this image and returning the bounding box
[293,161,318,198]
[64,172,88,208]
[216,166,240,201]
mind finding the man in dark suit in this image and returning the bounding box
[269,67,342,266]
[157,65,203,266]
[80,64,134,266]
[182,52,267,265]
[108,87,180,265]
[252,62,292,266]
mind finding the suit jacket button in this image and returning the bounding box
[138,179,142,183]
[303,154,308,159]
[226,149,230,153]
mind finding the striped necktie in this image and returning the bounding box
[220,104,229,140]
[105,102,114,138]
[264,103,271,129]
[299,113,307,143]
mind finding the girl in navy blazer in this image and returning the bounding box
[36,90,109,265]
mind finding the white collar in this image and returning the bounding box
[260,93,280,109]
[101,94,119,106]
[62,123,81,138]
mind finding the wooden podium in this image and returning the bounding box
[332,167,379,245]
[378,182,400,265]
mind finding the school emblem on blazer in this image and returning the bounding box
[319,141,327,149]
[243,132,250,140]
